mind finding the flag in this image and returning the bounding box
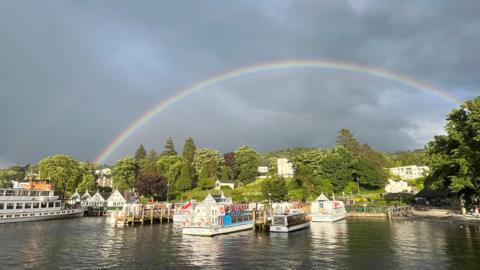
[182,201,192,210]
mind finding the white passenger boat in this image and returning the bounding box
[310,194,346,222]
[173,201,195,223]
[0,180,83,224]
[270,210,310,233]
[182,193,252,236]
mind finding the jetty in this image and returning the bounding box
[111,205,174,226]
[346,205,411,220]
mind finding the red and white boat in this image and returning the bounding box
[310,194,346,222]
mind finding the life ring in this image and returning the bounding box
[219,206,225,214]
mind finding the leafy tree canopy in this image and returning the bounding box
[425,96,480,196]
[38,155,83,197]
[111,157,138,191]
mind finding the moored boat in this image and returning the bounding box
[270,209,310,233]
[310,194,346,222]
[182,193,252,236]
[0,180,83,224]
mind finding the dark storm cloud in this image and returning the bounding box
[0,1,479,165]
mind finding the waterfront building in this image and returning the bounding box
[389,165,429,180]
[277,158,294,177]
[214,180,235,190]
[385,179,412,193]
[67,190,82,205]
[85,191,109,207]
[105,189,127,211]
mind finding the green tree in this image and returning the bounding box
[147,150,158,161]
[425,97,480,197]
[220,165,231,180]
[262,176,288,202]
[192,148,223,178]
[111,157,138,191]
[161,137,177,156]
[176,163,192,192]
[234,146,260,184]
[38,155,82,197]
[182,137,196,165]
[77,172,98,193]
[0,166,26,187]
[197,163,215,190]
[336,128,361,156]
[156,155,185,191]
[134,144,147,161]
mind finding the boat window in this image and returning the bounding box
[5,190,13,196]
[0,203,3,209]
[48,202,54,208]
[274,216,286,225]
[6,203,14,209]
[20,190,29,196]
[41,203,47,208]
[41,191,49,196]
[25,203,32,209]
[55,202,60,207]
[33,203,39,208]
[16,203,23,209]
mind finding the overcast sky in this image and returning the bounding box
[0,1,479,166]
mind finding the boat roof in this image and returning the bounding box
[316,193,330,201]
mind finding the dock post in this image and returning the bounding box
[150,208,154,224]
[160,207,163,223]
[167,207,170,223]
[114,208,118,225]
[141,208,145,225]
[253,208,256,231]
[123,210,127,225]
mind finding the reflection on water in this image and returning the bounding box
[0,218,479,269]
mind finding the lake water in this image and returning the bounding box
[1,217,479,269]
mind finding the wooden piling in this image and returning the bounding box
[160,207,163,223]
[141,208,145,225]
[167,207,170,223]
[253,208,256,231]
[150,208,154,224]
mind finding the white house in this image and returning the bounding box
[385,179,412,193]
[67,190,82,205]
[95,168,113,188]
[85,191,108,207]
[105,189,127,211]
[214,180,235,190]
[81,190,93,206]
[258,166,269,173]
[277,158,294,177]
[389,165,429,180]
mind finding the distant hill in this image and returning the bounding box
[262,147,317,160]
[386,149,427,166]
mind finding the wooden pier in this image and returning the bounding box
[346,205,411,220]
[84,207,106,217]
[112,206,173,226]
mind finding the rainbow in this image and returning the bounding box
[94,59,461,164]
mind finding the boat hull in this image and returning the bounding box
[183,222,252,236]
[0,209,84,224]
[311,212,346,222]
[270,221,310,233]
